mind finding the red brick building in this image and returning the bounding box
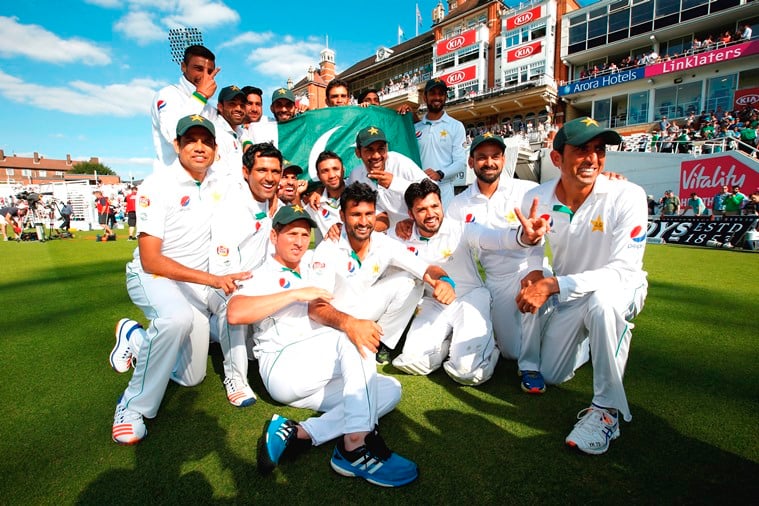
[0,149,121,186]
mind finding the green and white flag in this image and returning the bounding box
[277,105,422,181]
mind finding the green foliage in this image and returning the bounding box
[0,238,757,504]
[73,160,116,175]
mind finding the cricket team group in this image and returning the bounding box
[108,45,649,488]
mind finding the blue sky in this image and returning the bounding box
[0,0,598,181]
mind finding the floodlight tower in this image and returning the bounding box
[168,28,204,64]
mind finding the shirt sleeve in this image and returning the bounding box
[151,85,210,151]
[135,177,167,240]
[440,120,468,181]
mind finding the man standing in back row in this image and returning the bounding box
[517,116,648,455]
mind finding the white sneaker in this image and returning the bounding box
[565,406,620,455]
[112,398,146,445]
[223,377,257,407]
[110,318,142,373]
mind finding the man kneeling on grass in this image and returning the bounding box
[227,205,418,487]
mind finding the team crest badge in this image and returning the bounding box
[216,246,229,256]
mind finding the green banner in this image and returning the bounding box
[276,105,422,180]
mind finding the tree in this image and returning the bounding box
[73,160,116,175]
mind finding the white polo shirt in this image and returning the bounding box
[209,182,276,275]
[304,187,342,238]
[150,75,215,172]
[132,160,224,272]
[311,231,428,314]
[523,175,649,302]
[236,254,318,353]
[346,151,427,225]
[212,115,246,183]
[447,176,539,278]
[244,117,279,147]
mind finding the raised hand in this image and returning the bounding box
[514,197,550,246]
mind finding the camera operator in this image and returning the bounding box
[1,201,29,241]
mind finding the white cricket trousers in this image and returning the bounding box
[119,264,211,418]
[257,327,402,446]
[538,283,647,422]
[348,270,423,350]
[208,289,249,385]
[397,287,496,382]
[487,269,526,360]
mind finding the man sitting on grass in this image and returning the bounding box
[516,116,648,455]
[227,205,418,487]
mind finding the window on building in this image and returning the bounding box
[628,91,650,125]
[593,98,612,128]
[706,74,737,114]
[654,82,702,120]
[631,0,653,25]
[5,168,14,176]
[22,169,32,177]
[655,0,679,17]
[56,171,64,177]
[38,170,47,178]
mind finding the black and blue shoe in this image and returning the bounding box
[257,414,298,474]
[330,429,418,487]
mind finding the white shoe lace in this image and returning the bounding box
[573,407,617,437]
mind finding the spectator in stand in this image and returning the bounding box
[659,116,670,132]
[720,31,732,47]
[743,191,759,216]
[660,190,680,216]
[682,192,706,216]
[739,122,757,154]
[724,185,747,216]
[691,37,702,53]
[647,195,658,215]
[703,35,714,49]
[712,185,730,216]
[741,23,752,41]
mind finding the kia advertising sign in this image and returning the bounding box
[733,87,759,110]
[439,65,478,87]
[506,6,542,30]
[436,28,478,57]
[506,41,542,62]
[680,155,759,208]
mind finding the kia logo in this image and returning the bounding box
[514,46,535,58]
[514,12,534,25]
[447,71,466,84]
[736,94,759,105]
[445,36,465,51]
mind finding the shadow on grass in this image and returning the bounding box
[76,389,256,505]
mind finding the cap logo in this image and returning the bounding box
[229,85,240,91]
[483,132,494,139]
[367,126,380,136]
[190,114,205,123]
[292,205,304,214]
[581,117,599,127]
[277,88,287,95]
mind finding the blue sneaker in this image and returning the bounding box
[520,370,546,394]
[330,430,418,487]
[257,414,297,474]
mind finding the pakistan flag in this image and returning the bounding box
[277,106,422,181]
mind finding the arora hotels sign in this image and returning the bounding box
[559,39,759,97]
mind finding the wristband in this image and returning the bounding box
[436,170,445,180]
[439,276,456,289]
[192,91,208,104]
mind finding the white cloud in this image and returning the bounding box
[165,0,239,29]
[246,41,323,81]
[114,11,164,46]
[0,69,165,117]
[83,0,122,7]
[218,31,275,49]
[0,16,111,65]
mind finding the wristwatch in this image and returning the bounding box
[435,170,445,180]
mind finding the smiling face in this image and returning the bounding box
[550,137,607,192]
[271,98,296,122]
[217,96,246,128]
[243,154,282,202]
[469,142,504,185]
[316,157,345,194]
[355,141,388,173]
[174,126,217,179]
[278,169,300,203]
[409,192,443,237]
[340,199,375,245]
[245,93,263,123]
[424,87,447,114]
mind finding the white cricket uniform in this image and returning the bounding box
[244,117,278,147]
[311,231,428,349]
[304,188,342,241]
[523,176,648,422]
[447,176,543,366]
[208,183,279,387]
[346,151,427,227]
[238,255,401,445]
[119,160,225,419]
[150,75,216,172]
[415,111,468,207]
[211,115,247,183]
[390,219,528,384]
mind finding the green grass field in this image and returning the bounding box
[1,232,757,505]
